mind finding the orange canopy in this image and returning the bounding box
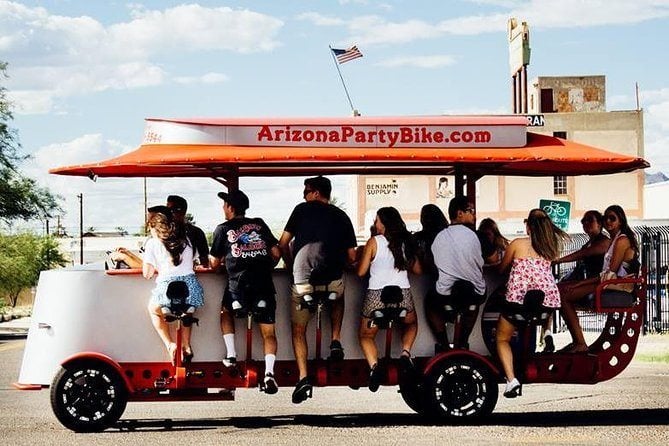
[49,116,649,178]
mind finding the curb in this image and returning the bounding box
[0,329,28,340]
[0,312,32,322]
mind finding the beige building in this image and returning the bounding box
[354,75,645,234]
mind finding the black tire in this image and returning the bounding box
[50,360,128,432]
[425,358,498,419]
[399,378,428,415]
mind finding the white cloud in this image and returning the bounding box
[302,0,669,46]
[376,55,457,68]
[20,135,138,229]
[0,1,283,114]
[108,4,282,57]
[338,0,369,5]
[348,16,444,45]
[464,0,521,7]
[608,93,635,109]
[174,72,230,85]
[296,12,345,26]
[7,90,55,114]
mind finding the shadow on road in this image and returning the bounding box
[112,408,669,432]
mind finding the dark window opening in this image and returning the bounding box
[540,88,554,113]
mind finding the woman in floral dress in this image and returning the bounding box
[495,208,568,398]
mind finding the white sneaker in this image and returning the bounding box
[503,378,522,398]
[222,356,237,367]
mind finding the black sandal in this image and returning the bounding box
[291,377,313,404]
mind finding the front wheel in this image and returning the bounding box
[50,360,128,432]
[426,358,498,419]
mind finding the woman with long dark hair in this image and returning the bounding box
[496,208,568,398]
[555,210,610,281]
[413,204,448,279]
[559,205,639,353]
[543,210,611,352]
[478,217,510,264]
[357,207,421,392]
[143,206,204,365]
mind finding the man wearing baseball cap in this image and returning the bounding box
[209,189,281,395]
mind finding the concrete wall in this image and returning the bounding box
[644,181,669,219]
[529,75,606,113]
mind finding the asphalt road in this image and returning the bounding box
[1,338,668,445]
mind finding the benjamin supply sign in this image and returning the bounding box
[539,199,571,231]
[365,177,429,212]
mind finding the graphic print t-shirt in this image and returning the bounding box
[210,217,279,293]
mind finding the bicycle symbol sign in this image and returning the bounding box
[539,199,571,231]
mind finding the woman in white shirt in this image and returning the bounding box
[357,207,422,392]
[143,206,204,365]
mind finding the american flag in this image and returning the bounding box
[331,46,363,64]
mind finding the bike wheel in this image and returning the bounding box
[50,360,128,432]
[425,358,498,419]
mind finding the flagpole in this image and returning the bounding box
[329,45,358,115]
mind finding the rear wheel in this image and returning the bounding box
[50,360,128,432]
[399,378,428,415]
[426,358,498,419]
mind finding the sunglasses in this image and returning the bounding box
[464,207,476,214]
[604,214,618,222]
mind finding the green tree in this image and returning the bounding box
[0,233,68,307]
[1,61,61,223]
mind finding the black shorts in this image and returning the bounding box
[425,288,485,318]
[222,287,277,324]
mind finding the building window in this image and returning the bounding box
[553,175,567,195]
[540,89,554,113]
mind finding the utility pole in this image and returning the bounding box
[143,177,148,233]
[78,193,83,265]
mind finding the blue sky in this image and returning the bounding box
[2,0,669,234]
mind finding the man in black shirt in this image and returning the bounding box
[278,176,357,404]
[167,195,210,267]
[210,190,281,395]
[108,195,209,269]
